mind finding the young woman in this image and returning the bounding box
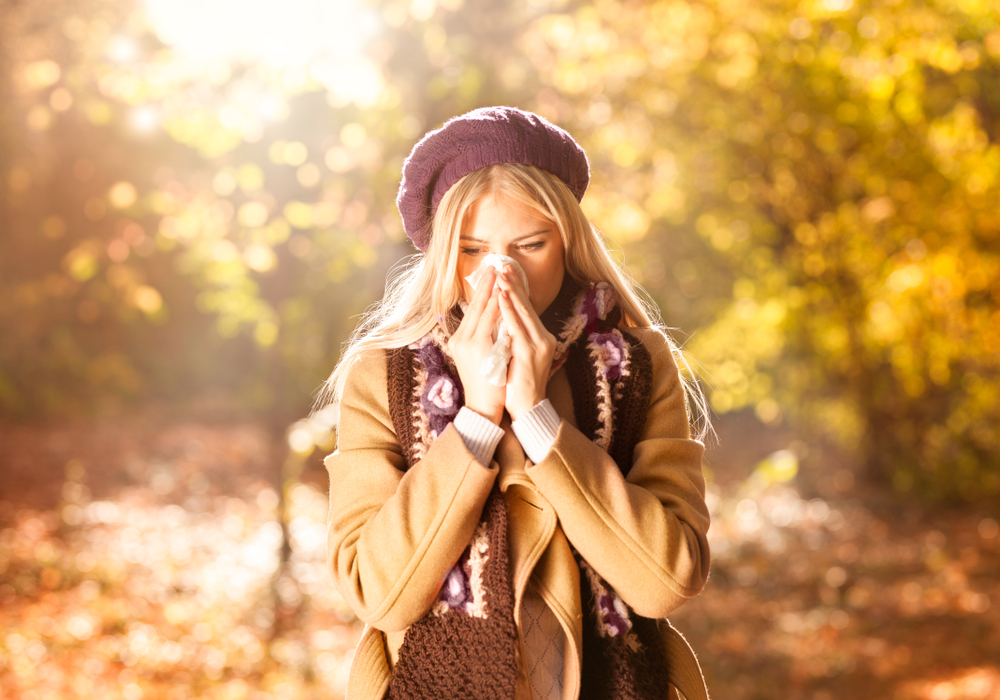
[321,107,711,700]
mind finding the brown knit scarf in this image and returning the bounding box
[384,277,673,700]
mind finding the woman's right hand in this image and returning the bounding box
[448,269,506,425]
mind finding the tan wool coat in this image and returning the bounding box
[324,327,712,700]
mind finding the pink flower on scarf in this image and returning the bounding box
[425,375,458,412]
[593,283,616,320]
[590,331,627,380]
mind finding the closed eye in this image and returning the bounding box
[518,241,545,251]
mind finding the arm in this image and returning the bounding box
[525,329,711,619]
[324,350,498,632]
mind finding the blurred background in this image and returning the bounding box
[2,0,999,697]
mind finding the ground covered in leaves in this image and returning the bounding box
[1,411,998,700]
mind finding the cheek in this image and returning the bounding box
[457,260,478,300]
[524,251,564,302]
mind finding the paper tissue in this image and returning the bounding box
[464,254,530,387]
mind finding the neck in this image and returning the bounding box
[539,275,585,335]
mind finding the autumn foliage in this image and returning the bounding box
[3,0,999,497]
[2,1,1000,697]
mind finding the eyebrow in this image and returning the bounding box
[459,228,552,243]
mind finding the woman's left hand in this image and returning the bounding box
[497,265,557,421]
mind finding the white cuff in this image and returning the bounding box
[453,407,505,467]
[511,399,560,464]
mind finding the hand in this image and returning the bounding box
[497,265,556,421]
[448,269,506,424]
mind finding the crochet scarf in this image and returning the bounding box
[384,277,673,700]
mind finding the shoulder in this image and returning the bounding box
[623,326,689,431]
[339,348,398,426]
[622,326,679,374]
[336,347,404,453]
[343,348,391,394]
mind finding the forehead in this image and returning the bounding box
[462,193,553,239]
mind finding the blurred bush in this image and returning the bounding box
[1,0,997,499]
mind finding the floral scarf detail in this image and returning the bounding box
[384,278,670,700]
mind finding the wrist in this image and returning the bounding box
[465,403,503,425]
[507,395,545,422]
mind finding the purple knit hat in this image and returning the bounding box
[396,106,590,251]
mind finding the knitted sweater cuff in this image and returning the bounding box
[453,407,505,467]
[511,399,560,465]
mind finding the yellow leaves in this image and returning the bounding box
[108,182,138,209]
[237,202,269,228]
[886,265,924,293]
[596,198,650,242]
[553,64,601,94]
[789,17,812,40]
[21,60,62,90]
[716,54,758,90]
[867,301,901,342]
[132,286,164,315]
[210,240,239,263]
[714,30,759,90]
[64,246,99,282]
[283,202,313,229]
[296,163,321,188]
[893,91,923,124]
[340,123,367,149]
[753,449,799,485]
[927,102,988,161]
[868,75,895,101]
[986,30,1000,57]
[268,141,308,166]
[243,245,276,273]
[925,38,964,74]
[645,185,686,220]
[213,170,238,196]
[860,196,895,224]
[795,222,818,246]
[253,320,278,347]
[538,14,576,49]
[236,163,264,193]
[351,242,378,269]
[163,108,244,159]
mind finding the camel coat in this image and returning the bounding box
[324,327,711,700]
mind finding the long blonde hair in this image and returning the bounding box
[316,163,711,440]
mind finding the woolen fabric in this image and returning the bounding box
[381,281,669,700]
[325,283,712,699]
[395,106,590,251]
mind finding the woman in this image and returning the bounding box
[321,106,711,700]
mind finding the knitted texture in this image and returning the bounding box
[579,566,673,700]
[385,488,518,700]
[396,106,590,251]
[384,277,664,700]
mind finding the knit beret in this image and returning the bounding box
[396,106,590,251]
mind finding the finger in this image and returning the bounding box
[496,265,529,300]
[465,287,500,347]
[458,269,496,335]
[479,286,501,334]
[470,268,496,310]
[499,289,531,347]
[498,276,547,343]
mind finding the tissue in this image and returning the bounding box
[464,254,530,387]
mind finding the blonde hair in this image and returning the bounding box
[316,163,711,440]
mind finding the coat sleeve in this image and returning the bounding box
[525,328,711,619]
[324,350,498,632]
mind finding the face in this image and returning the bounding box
[458,193,566,316]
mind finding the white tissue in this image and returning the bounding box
[464,254,530,387]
